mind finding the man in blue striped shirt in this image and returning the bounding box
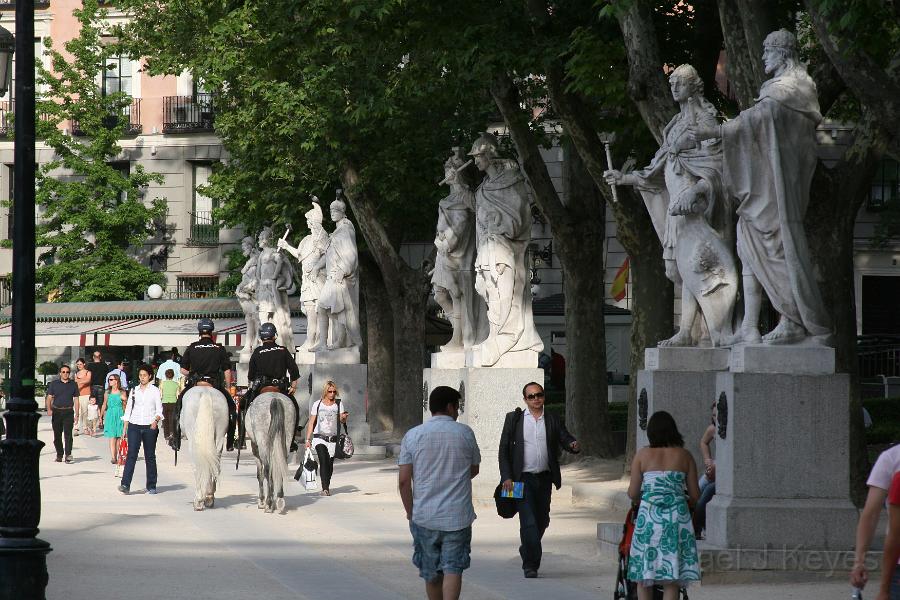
[399,386,481,600]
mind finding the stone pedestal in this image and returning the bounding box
[422,365,543,498]
[706,354,856,552]
[636,347,730,468]
[430,350,466,369]
[464,347,538,368]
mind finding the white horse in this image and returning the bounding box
[180,385,229,511]
[245,391,301,514]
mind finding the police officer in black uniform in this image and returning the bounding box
[245,322,302,452]
[169,318,237,451]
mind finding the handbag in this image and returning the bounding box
[333,399,354,459]
[300,448,319,491]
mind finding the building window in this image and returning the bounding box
[0,275,9,307]
[187,163,218,245]
[102,55,133,97]
[868,157,900,211]
[106,161,130,207]
[176,275,219,299]
[5,164,12,241]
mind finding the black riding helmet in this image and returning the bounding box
[198,318,215,334]
[259,322,277,340]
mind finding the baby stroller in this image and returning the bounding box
[614,506,689,599]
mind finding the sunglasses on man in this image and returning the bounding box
[526,392,545,400]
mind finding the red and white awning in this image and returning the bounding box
[0,317,307,349]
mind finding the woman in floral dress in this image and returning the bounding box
[627,411,701,599]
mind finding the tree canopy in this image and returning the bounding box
[33,0,165,302]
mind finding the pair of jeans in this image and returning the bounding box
[314,443,334,490]
[51,409,74,457]
[693,480,716,535]
[121,423,159,491]
[517,471,552,572]
[161,403,176,439]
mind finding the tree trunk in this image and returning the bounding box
[341,163,432,435]
[559,141,613,456]
[624,228,674,466]
[541,63,674,466]
[805,129,885,504]
[360,251,395,433]
[388,269,431,433]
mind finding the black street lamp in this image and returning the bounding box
[0,0,52,597]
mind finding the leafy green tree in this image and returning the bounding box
[117,0,493,432]
[37,361,57,385]
[33,0,165,302]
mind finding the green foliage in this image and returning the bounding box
[215,246,247,297]
[37,361,58,384]
[34,0,165,302]
[863,397,900,445]
[115,0,495,248]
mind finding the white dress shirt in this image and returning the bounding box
[522,409,549,474]
[123,384,164,426]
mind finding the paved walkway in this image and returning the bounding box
[35,419,858,599]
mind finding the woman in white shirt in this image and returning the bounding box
[118,365,164,495]
[299,380,348,496]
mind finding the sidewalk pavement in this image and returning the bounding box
[35,418,860,599]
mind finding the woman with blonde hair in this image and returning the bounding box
[299,380,348,496]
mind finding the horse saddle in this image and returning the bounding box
[259,385,281,394]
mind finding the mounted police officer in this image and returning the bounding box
[245,322,302,452]
[169,318,237,451]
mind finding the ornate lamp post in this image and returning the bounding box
[0,0,52,596]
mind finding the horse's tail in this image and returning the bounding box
[267,398,289,486]
[193,389,221,494]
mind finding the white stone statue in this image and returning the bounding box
[604,64,738,347]
[278,200,329,350]
[693,29,832,345]
[256,226,296,350]
[431,148,481,350]
[308,194,361,351]
[469,132,543,367]
[236,235,260,358]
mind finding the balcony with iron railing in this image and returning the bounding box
[72,98,142,136]
[186,210,219,246]
[163,93,215,134]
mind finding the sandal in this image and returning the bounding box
[320,489,330,496]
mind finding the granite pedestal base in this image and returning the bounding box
[422,366,543,498]
[706,360,856,553]
[636,347,730,468]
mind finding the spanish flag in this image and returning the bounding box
[611,257,629,302]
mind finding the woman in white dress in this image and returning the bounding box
[302,380,348,496]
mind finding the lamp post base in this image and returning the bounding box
[0,537,51,599]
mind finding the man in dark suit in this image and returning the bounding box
[499,381,580,578]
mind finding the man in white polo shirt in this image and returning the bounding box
[399,386,480,600]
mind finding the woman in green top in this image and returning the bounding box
[159,368,179,443]
[101,374,126,464]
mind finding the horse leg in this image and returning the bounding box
[254,447,266,509]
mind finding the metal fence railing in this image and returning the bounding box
[162,94,215,133]
[186,210,218,246]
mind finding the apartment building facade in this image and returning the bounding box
[0,0,241,307]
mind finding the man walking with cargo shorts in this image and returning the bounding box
[399,386,480,600]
